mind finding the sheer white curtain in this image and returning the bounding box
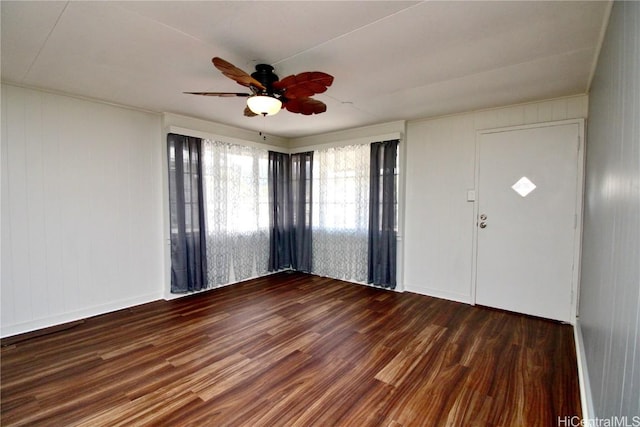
[202,140,269,286]
[312,144,370,282]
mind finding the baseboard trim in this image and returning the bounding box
[404,284,472,305]
[1,320,85,346]
[163,269,290,300]
[0,292,163,339]
[574,320,595,420]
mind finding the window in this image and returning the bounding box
[311,144,370,282]
[168,132,400,292]
[312,144,370,232]
[168,142,202,235]
[201,140,270,285]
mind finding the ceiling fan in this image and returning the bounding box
[185,57,334,117]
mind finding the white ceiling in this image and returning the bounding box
[1,1,609,139]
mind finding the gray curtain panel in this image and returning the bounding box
[368,140,399,289]
[267,151,314,272]
[290,152,314,272]
[268,151,292,271]
[167,133,208,293]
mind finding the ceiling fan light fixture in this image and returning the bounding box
[247,95,282,116]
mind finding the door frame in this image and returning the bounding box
[470,119,585,324]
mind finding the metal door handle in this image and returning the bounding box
[479,222,487,229]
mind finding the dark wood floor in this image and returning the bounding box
[1,272,581,426]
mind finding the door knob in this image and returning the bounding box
[479,222,487,229]
[480,214,487,220]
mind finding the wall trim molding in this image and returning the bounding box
[408,94,589,126]
[163,270,286,301]
[404,284,472,305]
[289,131,403,154]
[163,113,289,148]
[1,292,163,339]
[0,81,162,116]
[574,320,595,421]
[167,125,288,153]
[587,0,614,91]
[290,120,406,149]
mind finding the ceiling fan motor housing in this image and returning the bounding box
[187,57,332,116]
[251,64,280,96]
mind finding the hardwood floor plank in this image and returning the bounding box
[1,272,581,426]
[375,324,448,386]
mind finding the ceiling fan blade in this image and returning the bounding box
[244,106,258,117]
[184,91,251,97]
[273,72,334,99]
[212,57,266,91]
[284,97,327,115]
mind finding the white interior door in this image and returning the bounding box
[475,122,581,322]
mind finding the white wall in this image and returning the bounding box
[1,84,165,337]
[0,84,594,338]
[579,1,640,419]
[403,95,588,302]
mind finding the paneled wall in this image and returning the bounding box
[1,85,165,337]
[579,1,640,419]
[1,85,592,338]
[403,95,588,302]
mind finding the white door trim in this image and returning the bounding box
[470,119,585,324]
